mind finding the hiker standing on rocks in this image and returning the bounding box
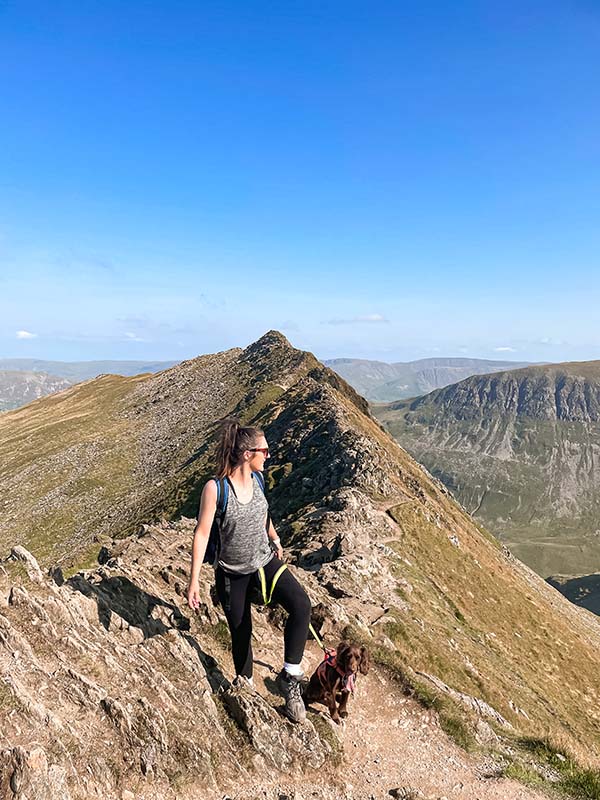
[186,418,311,723]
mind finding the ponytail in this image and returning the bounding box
[215,418,264,477]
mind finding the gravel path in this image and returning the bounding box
[215,640,552,800]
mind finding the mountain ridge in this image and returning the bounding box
[0,358,179,383]
[392,360,600,421]
[3,332,600,797]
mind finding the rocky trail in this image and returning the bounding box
[211,637,550,800]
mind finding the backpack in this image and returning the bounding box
[202,470,268,565]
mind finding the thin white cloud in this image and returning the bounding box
[324,313,389,325]
[46,330,151,344]
[538,337,566,346]
[16,330,37,339]
[494,346,517,352]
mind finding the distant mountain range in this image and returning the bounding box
[0,370,73,412]
[0,358,179,383]
[374,361,600,578]
[1,355,533,410]
[0,358,179,411]
[324,357,535,401]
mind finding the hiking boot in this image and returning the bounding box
[276,669,306,723]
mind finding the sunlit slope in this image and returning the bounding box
[0,332,361,572]
[3,334,600,764]
[246,352,600,764]
[375,361,600,577]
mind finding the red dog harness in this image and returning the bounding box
[317,648,356,694]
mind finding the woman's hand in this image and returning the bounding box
[271,537,283,560]
[187,581,200,611]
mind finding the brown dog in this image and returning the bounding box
[303,641,370,723]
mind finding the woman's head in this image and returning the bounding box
[215,418,269,477]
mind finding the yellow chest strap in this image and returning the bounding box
[257,563,288,605]
[256,564,326,650]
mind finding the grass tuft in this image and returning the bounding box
[504,737,600,799]
[311,713,344,766]
[208,621,231,648]
[438,711,477,752]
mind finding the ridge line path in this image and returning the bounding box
[216,639,551,800]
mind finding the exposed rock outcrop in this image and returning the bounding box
[0,540,333,799]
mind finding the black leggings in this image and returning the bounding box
[214,555,311,678]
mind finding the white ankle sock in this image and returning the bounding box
[283,661,303,676]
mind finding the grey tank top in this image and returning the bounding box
[216,475,273,574]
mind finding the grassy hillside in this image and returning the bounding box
[0,332,362,571]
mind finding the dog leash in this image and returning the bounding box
[258,579,357,693]
[258,573,334,658]
[308,622,327,651]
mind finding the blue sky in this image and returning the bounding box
[1,0,599,363]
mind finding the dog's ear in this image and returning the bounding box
[336,641,351,670]
[359,646,370,675]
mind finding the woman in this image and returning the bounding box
[187,418,311,723]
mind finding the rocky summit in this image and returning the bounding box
[375,361,600,578]
[2,333,600,799]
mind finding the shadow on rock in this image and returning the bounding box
[66,572,189,637]
[66,571,231,692]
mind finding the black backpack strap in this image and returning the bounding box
[215,477,228,518]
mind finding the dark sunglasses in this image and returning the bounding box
[249,447,270,457]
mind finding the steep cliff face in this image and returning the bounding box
[3,335,600,799]
[0,371,73,412]
[399,365,600,422]
[376,362,600,577]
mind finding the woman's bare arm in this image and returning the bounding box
[187,481,218,605]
